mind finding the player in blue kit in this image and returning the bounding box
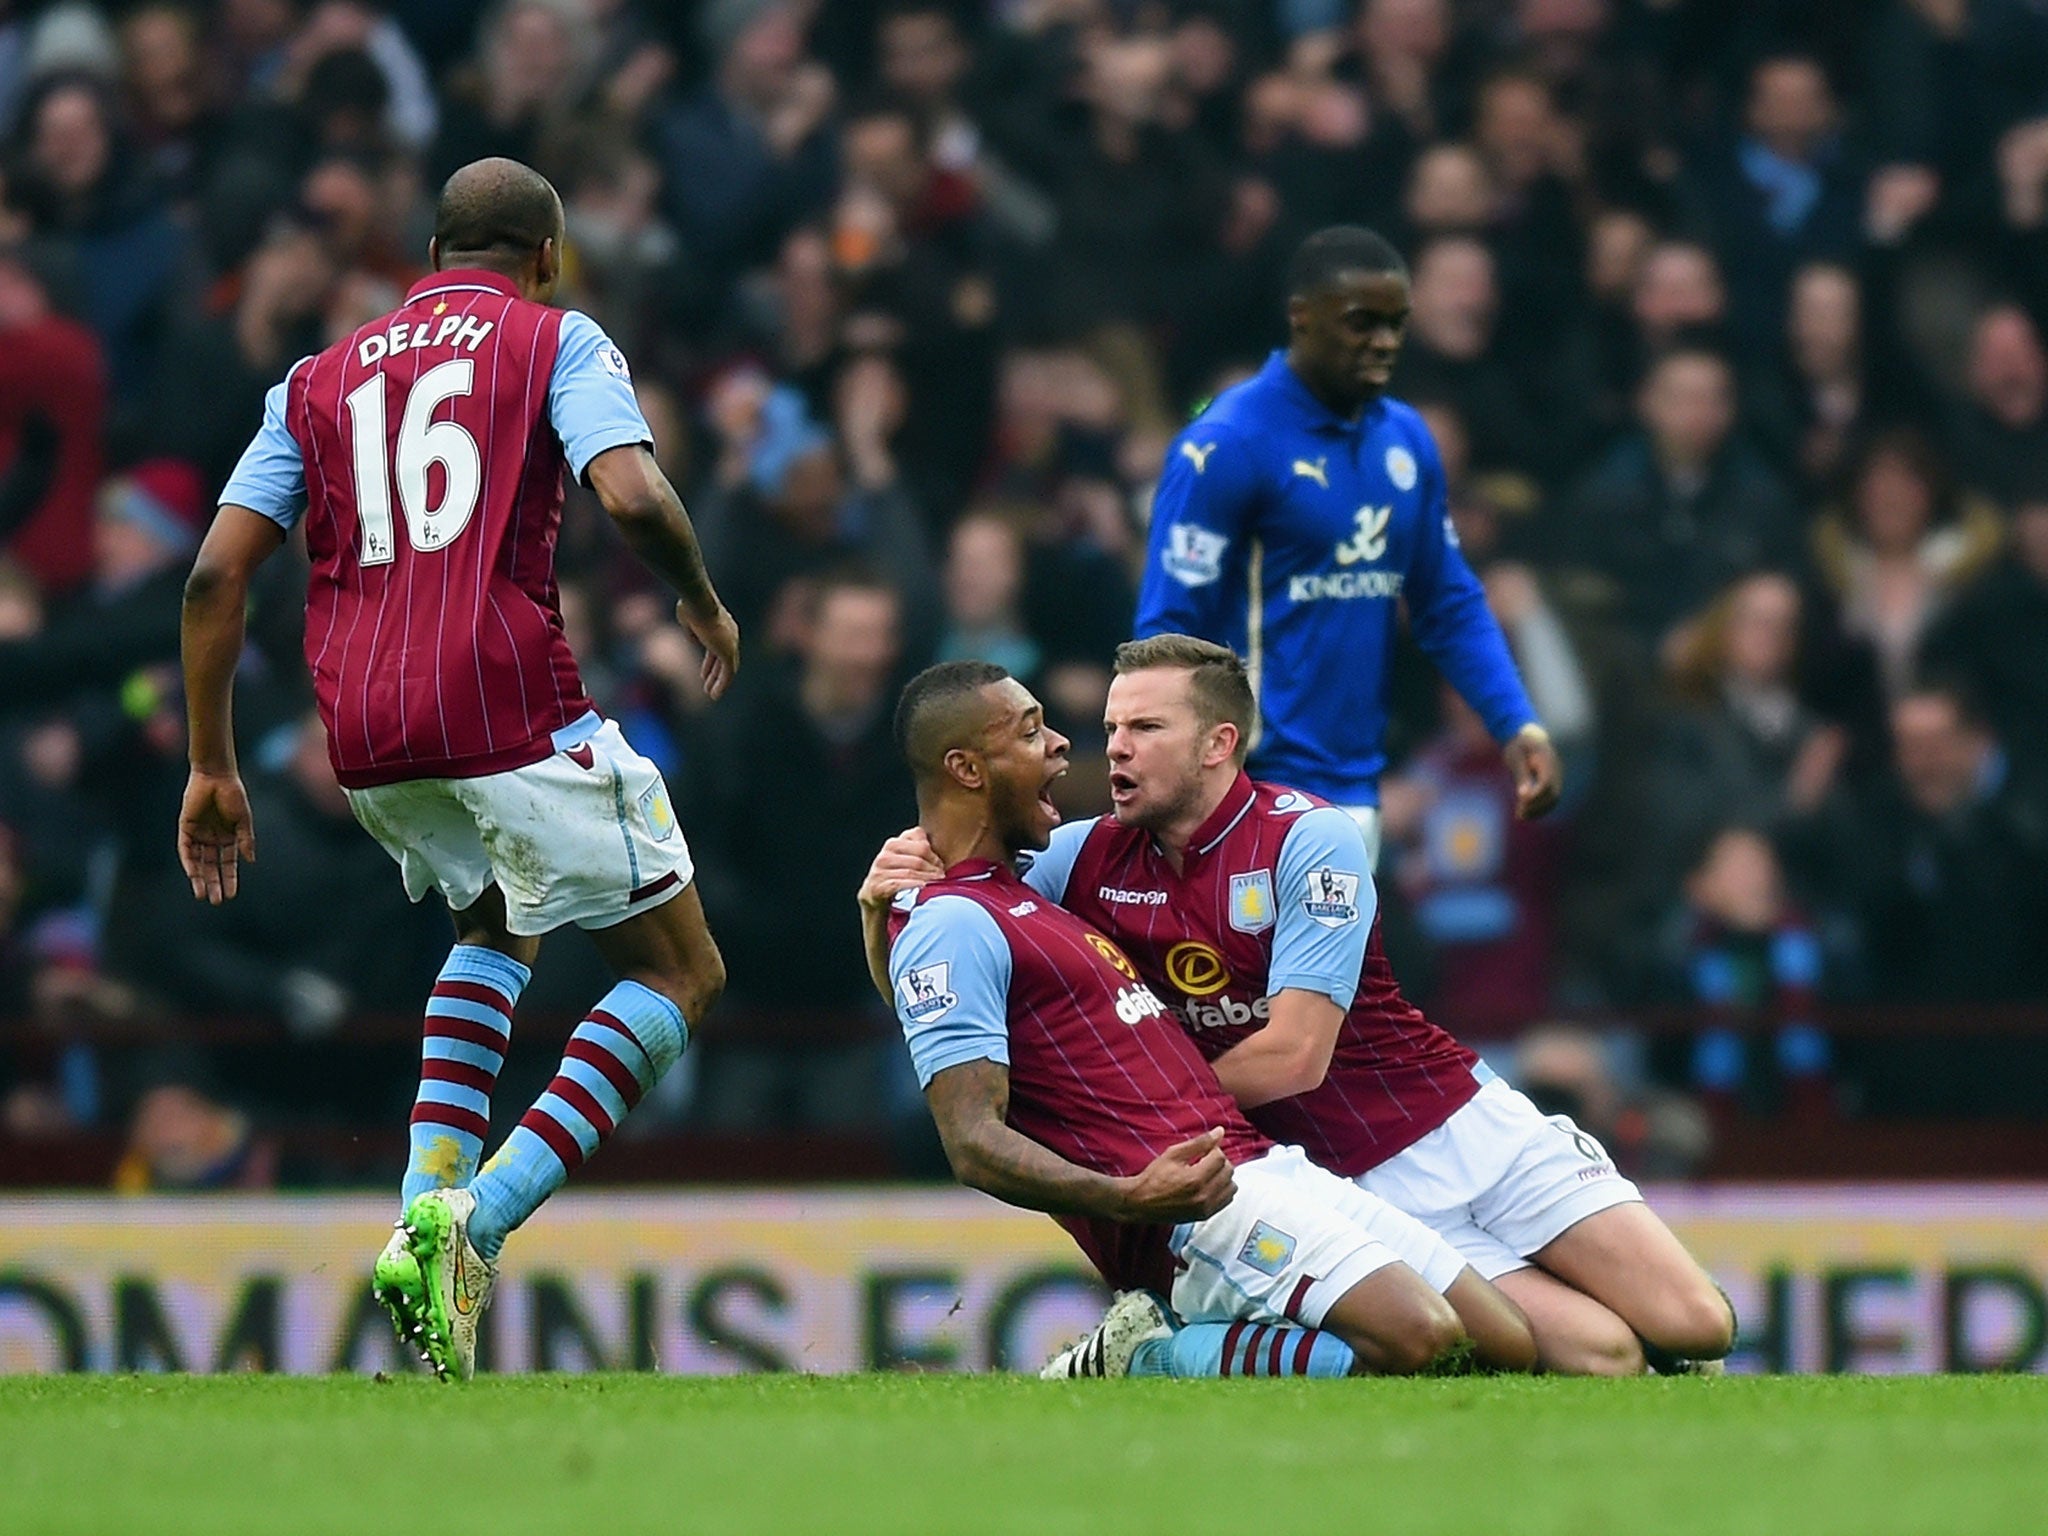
[1137,226,1562,861]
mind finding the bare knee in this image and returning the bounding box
[1547,1318,1647,1376]
[680,942,727,1024]
[1447,1274,1538,1373]
[1342,1289,1467,1376]
[1647,1283,1736,1360]
[1395,1296,1470,1375]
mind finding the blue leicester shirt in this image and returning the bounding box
[1136,351,1537,805]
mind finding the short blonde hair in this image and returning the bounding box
[1113,634,1256,759]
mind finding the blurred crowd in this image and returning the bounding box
[5,0,2048,1184]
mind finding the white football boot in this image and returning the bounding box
[1038,1291,1174,1379]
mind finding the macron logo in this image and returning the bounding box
[1180,441,1217,474]
[1098,886,1169,906]
[1292,457,1329,489]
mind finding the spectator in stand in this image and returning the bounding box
[105,712,442,1039]
[271,1,437,154]
[936,509,1039,682]
[1651,571,1873,901]
[1654,826,1835,1123]
[5,72,189,404]
[1864,684,2048,1004]
[827,95,1001,523]
[431,0,587,181]
[1468,67,1583,351]
[553,132,690,358]
[874,3,1056,256]
[0,458,201,708]
[1679,54,1862,360]
[1811,429,2003,698]
[653,0,837,290]
[694,375,937,660]
[113,1080,276,1192]
[1946,302,2048,505]
[1761,261,1872,493]
[682,574,915,1130]
[1831,685,2048,1113]
[119,3,226,204]
[1039,28,1230,338]
[149,218,340,491]
[1562,344,1800,647]
[0,247,104,598]
[1924,488,2048,782]
[1394,234,1555,480]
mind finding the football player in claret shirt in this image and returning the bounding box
[179,158,739,1381]
[1136,225,1563,866]
[866,637,1734,1376]
[866,660,1536,1379]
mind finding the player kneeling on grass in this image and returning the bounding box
[863,661,1537,1378]
[866,637,1734,1375]
[180,157,740,1382]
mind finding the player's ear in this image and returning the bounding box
[1206,720,1240,769]
[536,236,559,290]
[427,235,442,272]
[941,746,984,792]
[1285,293,1308,337]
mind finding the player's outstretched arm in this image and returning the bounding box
[180,505,285,903]
[584,444,740,699]
[926,1060,1236,1223]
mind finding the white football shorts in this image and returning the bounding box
[1354,1074,1643,1280]
[345,718,692,937]
[1169,1144,1468,1331]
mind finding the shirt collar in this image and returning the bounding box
[1178,771,1258,864]
[405,268,521,305]
[1259,349,1382,436]
[943,858,1007,883]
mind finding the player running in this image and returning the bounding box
[179,158,738,1381]
[1137,225,1562,864]
[865,638,1734,1375]
[868,660,1536,1379]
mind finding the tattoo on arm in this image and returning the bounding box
[924,1061,1130,1220]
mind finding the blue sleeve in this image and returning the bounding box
[548,311,654,482]
[1017,818,1099,905]
[890,896,1013,1088]
[1135,423,1259,640]
[1268,807,1377,1009]
[219,360,311,531]
[1402,423,1539,743]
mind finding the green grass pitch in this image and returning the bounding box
[2,1374,2044,1535]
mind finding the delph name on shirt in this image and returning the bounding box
[357,314,496,367]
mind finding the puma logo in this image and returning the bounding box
[1180,440,1217,474]
[1292,457,1329,489]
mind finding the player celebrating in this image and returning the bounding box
[866,638,1734,1375]
[871,661,1536,1379]
[1138,225,1561,863]
[179,158,738,1381]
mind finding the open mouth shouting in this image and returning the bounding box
[1038,759,1068,824]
